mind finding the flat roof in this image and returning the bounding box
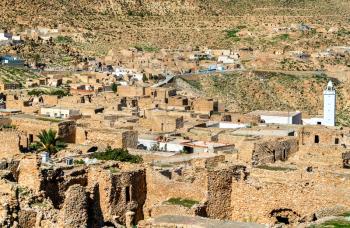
[0,109,21,113]
[249,110,301,117]
[181,140,233,148]
[232,128,295,137]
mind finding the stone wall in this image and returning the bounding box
[192,98,217,114]
[218,133,258,163]
[230,169,350,224]
[58,185,88,227]
[10,116,76,145]
[17,155,41,193]
[118,86,145,97]
[252,137,299,166]
[299,126,345,146]
[0,118,12,126]
[87,165,146,225]
[40,167,88,208]
[139,115,183,132]
[0,130,21,159]
[144,166,208,219]
[206,165,248,219]
[76,127,138,148]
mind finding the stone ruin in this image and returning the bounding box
[342,151,350,168]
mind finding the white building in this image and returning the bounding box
[249,110,302,125]
[218,55,235,64]
[0,32,10,41]
[323,81,336,126]
[206,121,249,129]
[302,80,336,126]
[40,106,80,119]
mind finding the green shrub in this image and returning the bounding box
[2,124,16,129]
[74,159,85,165]
[55,36,73,44]
[91,147,143,163]
[226,28,240,38]
[134,43,159,52]
[164,198,199,208]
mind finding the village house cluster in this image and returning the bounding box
[0,58,349,228]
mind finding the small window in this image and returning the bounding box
[317,122,322,125]
[335,138,339,145]
[237,119,241,123]
[315,135,320,144]
[125,186,131,203]
[273,150,276,162]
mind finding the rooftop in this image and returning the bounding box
[249,110,301,117]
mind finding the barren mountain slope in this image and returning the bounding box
[178,71,350,126]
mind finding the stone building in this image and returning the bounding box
[252,137,299,166]
[11,114,76,144]
[118,86,145,97]
[192,98,218,115]
[76,127,138,148]
[139,115,184,132]
[298,125,346,146]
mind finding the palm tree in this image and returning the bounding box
[36,129,65,155]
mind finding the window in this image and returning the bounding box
[314,135,320,144]
[273,150,276,162]
[335,138,339,145]
[125,186,131,203]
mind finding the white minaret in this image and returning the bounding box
[323,80,336,126]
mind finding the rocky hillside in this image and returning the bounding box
[1,0,349,51]
[178,71,350,126]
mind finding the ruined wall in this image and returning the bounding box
[144,166,208,219]
[58,185,88,227]
[252,137,299,166]
[40,167,88,209]
[206,165,248,220]
[218,133,258,163]
[230,169,350,224]
[87,166,146,225]
[17,155,41,193]
[299,126,345,146]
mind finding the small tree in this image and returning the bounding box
[111,83,118,93]
[36,129,65,155]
